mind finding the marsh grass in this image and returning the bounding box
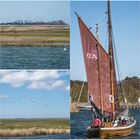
[0,119,70,137]
[0,119,70,129]
[0,25,70,47]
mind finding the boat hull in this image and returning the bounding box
[87,120,136,138]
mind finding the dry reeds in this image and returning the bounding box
[0,25,70,47]
[0,128,70,137]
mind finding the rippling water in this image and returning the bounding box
[1,133,70,139]
[71,108,140,139]
[0,46,69,69]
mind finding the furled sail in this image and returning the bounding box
[77,16,113,113]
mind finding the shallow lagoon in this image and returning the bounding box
[0,46,70,69]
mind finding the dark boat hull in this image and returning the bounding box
[87,120,136,138]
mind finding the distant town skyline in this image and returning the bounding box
[0,1,70,24]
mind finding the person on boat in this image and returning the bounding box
[101,118,106,127]
[104,116,113,127]
[113,120,118,127]
[130,116,134,123]
[113,118,119,127]
[122,116,129,125]
[118,117,122,126]
[91,117,101,128]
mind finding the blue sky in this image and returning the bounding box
[70,1,140,81]
[0,70,70,118]
[0,1,70,24]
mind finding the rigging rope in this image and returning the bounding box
[77,70,87,106]
[77,81,85,105]
[104,26,108,51]
[75,83,80,102]
[111,27,127,107]
[93,11,108,16]
[98,21,107,27]
[112,29,123,85]
[79,12,107,34]
[94,13,107,25]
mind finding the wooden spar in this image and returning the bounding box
[89,97,104,118]
[111,70,115,117]
[96,24,104,115]
[108,0,116,119]
[77,81,84,106]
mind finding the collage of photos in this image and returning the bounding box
[0,0,140,139]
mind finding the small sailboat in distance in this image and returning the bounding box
[76,0,136,138]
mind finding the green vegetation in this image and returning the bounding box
[0,25,70,47]
[0,119,70,137]
[71,77,140,104]
[0,119,70,130]
[117,77,140,104]
[71,80,88,103]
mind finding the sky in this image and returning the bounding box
[0,70,70,119]
[0,1,70,24]
[71,1,140,81]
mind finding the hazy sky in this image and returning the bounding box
[71,1,140,81]
[0,70,70,118]
[0,1,70,23]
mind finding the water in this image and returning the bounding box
[1,133,70,139]
[71,108,140,139]
[0,46,69,69]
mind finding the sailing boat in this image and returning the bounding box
[76,0,136,138]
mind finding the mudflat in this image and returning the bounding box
[0,25,70,47]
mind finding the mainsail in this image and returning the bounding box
[77,15,114,113]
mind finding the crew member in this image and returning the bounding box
[91,117,101,128]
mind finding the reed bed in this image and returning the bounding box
[0,25,70,47]
[0,128,70,137]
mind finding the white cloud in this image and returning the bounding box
[51,80,65,89]
[0,70,69,91]
[28,80,65,90]
[0,95,10,99]
[28,82,47,90]
[65,85,70,91]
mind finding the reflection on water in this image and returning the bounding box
[71,108,140,139]
[0,46,70,69]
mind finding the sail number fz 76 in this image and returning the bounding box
[86,53,97,60]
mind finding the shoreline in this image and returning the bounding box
[0,128,70,137]
[70,102,140,113]
[0,44,70,47]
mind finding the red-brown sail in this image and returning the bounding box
[78,16,113,113]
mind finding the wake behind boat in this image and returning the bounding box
[76,0,136,138]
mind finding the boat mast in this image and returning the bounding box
[108,0,116,119]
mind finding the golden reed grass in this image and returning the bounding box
[0,128,70,137]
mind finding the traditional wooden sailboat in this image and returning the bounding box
[76,0,136,138]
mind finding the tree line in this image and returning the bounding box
[0,20,68,25]
[71,76,140,104]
